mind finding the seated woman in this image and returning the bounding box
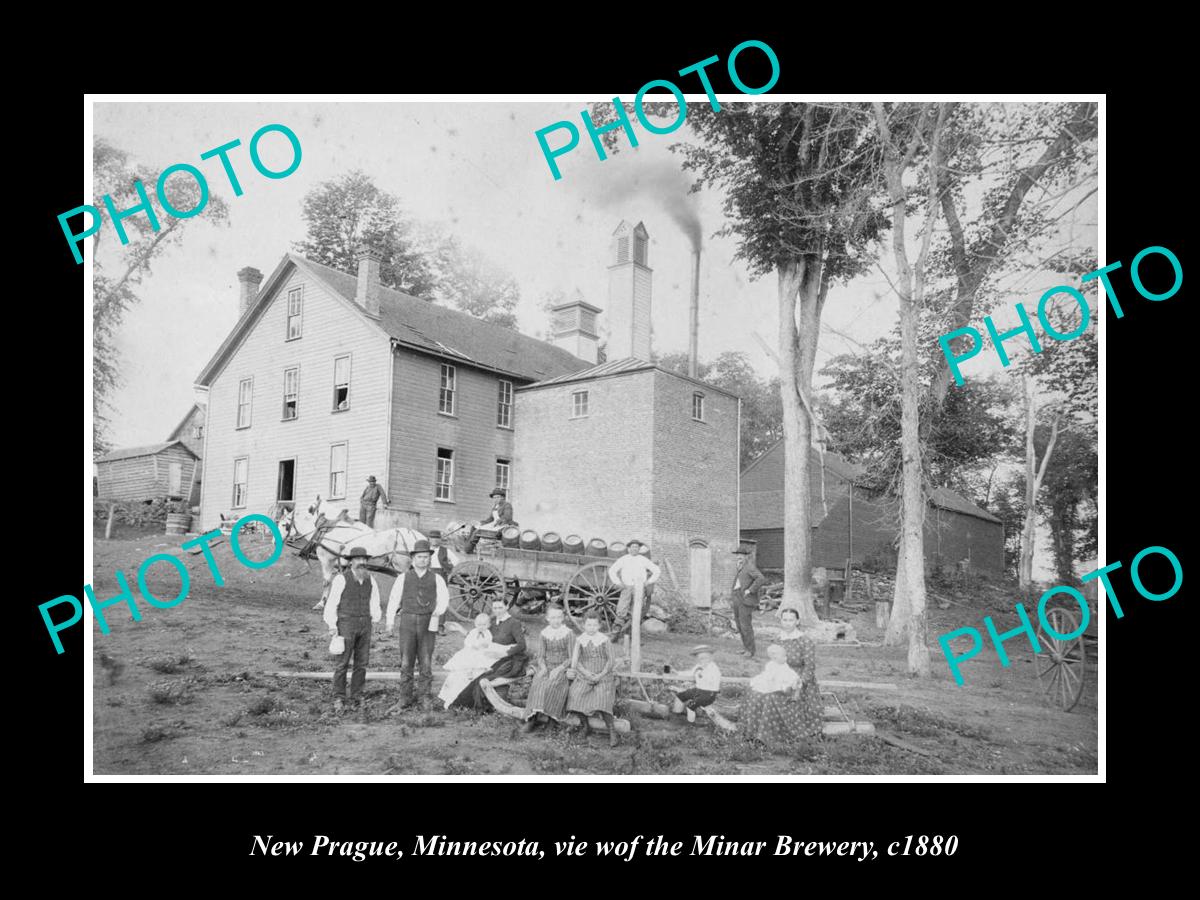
[521,606,576,733]
[738,643,820,749]
[449,599,529,711]
[566,613,619,747]
[774,607,823,740]
[437,613,508,709]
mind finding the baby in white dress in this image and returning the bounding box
[438,614,510,708]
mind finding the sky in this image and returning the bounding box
[93,100,910,447]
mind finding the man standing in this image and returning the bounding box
[359,476,388,528]
[427,529,455,579]
[323,547,381,711]
[386,539,449,710]
[730,546,767,657]
[609,539,660,637]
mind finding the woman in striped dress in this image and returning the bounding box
[521,606,575,733]
[566,613,619,747]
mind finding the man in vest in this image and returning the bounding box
[426,530,455,579]
[359,475,388,528]
[731,545,767,657]
[323,546,382,712]
[386,539,450,710]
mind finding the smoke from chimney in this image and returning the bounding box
[688,248,701,378]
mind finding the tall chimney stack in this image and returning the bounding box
[688,248,701,378]
[355,246,382,318]
[606,220,652,361]
[237,266,263,316]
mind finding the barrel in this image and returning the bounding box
[608,541,626,558]
[165,512,191,536]
[540,531,563,553]
[519,529,542,551]
[501,525,521,548]
[586,538,608,557]
[563,534,585,555]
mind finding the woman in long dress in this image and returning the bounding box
[566,613,619,747]
[738,642,818,749]
[521,606,575,733]
[774,607,824,740]
[437,614,508,709]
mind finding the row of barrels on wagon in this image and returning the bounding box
[495,526,651,558]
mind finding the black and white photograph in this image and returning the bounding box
[84,95,1102,778]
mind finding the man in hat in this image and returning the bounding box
[730,545,767,657]
[323,547,382,711]
[385,539,449,709]
[426,529,455,579]
[465,488,515,553]
[608,539,661,637]
[359,476,388,528]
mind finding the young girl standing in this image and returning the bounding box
[566,613,619,746]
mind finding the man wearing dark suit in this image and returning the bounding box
[731,547,767,657]
[466,489,516,553]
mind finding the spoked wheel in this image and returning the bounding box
[1035,607,1087,712]
[447,561,506,622]
[562,561,623,633]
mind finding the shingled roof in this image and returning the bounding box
[521,357,740,398]
[298,257,589,383]
[95,441,196,463]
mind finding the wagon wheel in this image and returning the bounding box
[447,561,506,622]
[562,561,623,633]
[1035,607,1087,712]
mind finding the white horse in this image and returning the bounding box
[278,496,426,610]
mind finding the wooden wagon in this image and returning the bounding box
[1033,600,1098,712]
[446,539,623,631]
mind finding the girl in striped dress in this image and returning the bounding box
[521,606,576,733]
[566,613,619,747]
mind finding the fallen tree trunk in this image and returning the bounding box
[616,671,899,692]
[481,678,631,733]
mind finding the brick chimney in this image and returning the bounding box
[550,290,601,364]
[606,220,652,361]
[355,246,382,318]
[237,266,263,316]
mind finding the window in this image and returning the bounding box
[439,364,456,415]
[236,378,253,429]
[495,458,510,491]
[286,287,303,340]
[617,236,630,264]
[283,366,299,420]
[571,390,589,418]
[634,233,648,266]
[232,457,248,508]
[692,392,705,422]
[497,379,513,428]
[329,442,348,499]
[435,448,454,501]
[333,355,350,411]
[190,424,203,440]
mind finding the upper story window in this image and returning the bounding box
[190,424,203,440]
[283,366,299,420]
[333,355,350,411]
[236,378,253,429]
[439,364,457,416]
[497,379,513,428]
[571,390,589,418]
[286,287,303,340]
[692,392,705,422]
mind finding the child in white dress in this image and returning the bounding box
[438,614,509,708]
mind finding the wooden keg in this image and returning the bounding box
[519,529,541,551]
[500,525,521,548]
[608,541,627,558]
[540,531,563,553]
[563,534,585,555]
[586,538,608,557]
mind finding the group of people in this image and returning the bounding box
[327,484,821,750]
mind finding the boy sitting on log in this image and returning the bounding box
[669,645,722,723]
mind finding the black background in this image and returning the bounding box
[21,26,1190,884]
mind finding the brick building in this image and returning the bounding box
[193,220,740,601]
[739,440,1005,576]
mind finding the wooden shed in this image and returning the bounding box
[94,441,200,503]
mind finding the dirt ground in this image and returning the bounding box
[90,525,1098,776]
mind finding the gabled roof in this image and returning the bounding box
[196,254,591,387]
[929,486,1002,524]
[95,441,197,463]
[520,357,740,398]
[166,403,206,442]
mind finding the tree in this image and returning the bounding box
[1037,427,1096,584]
[92,138,229,455]
[423,231,520,329]
[656,350,783,467]
[294,170,437,297]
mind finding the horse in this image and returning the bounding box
[278,496,426,610]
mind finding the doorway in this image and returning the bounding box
[689,540,712,608]
[277,459,296,505]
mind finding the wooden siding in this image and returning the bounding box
[96,445,198,502]
[198,264,390,529]
[387,349,517,531]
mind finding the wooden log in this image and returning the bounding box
[622,698,672,719]
[822,721,875,735]
[267,670,522,686]
[105,503,116,540]
[615,671,900,692]
[562,712,631,734]
[875,598,891,629]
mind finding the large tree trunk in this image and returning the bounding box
[1019,374,1061,590]
[778,260,820,626]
